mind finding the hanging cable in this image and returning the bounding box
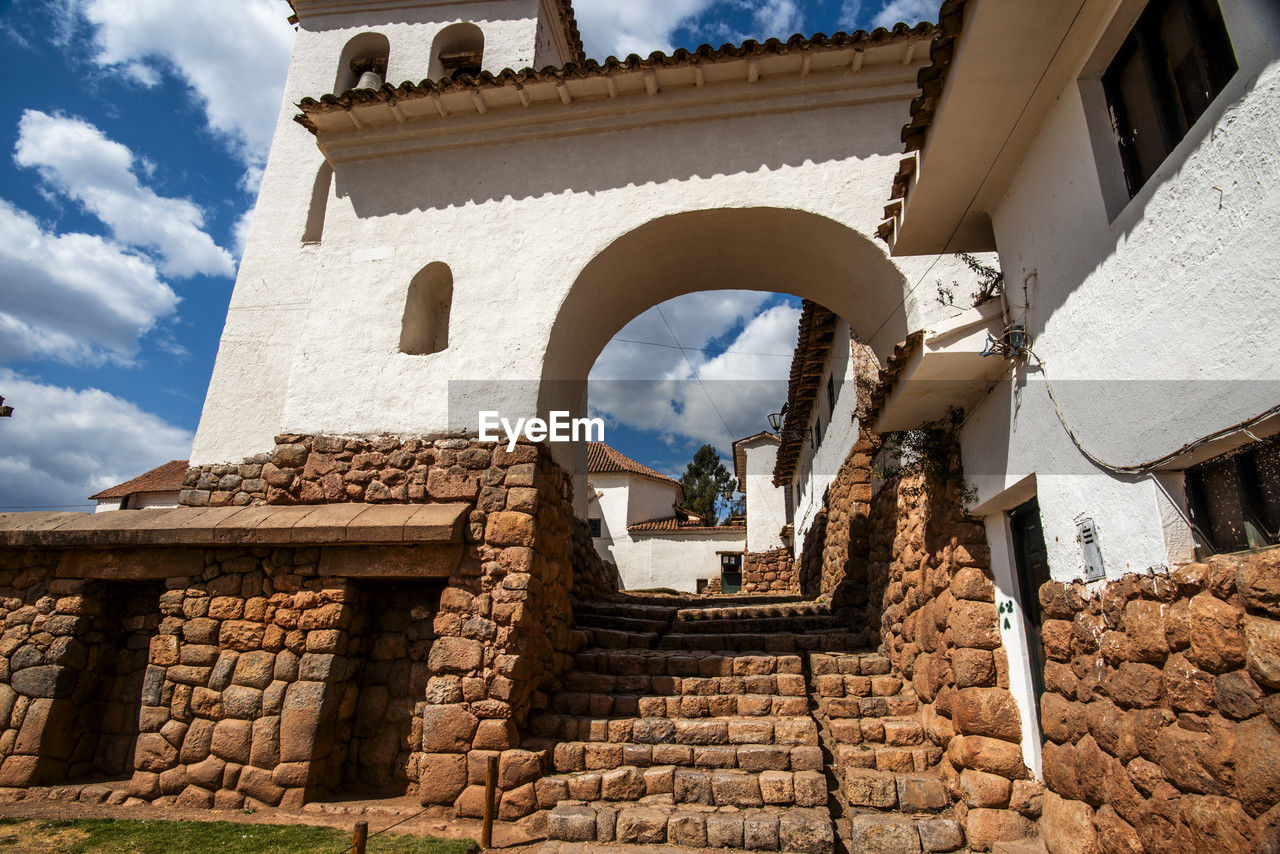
[656,306,740,449]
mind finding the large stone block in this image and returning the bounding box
[11,666,75,699]
[428,637,483,674]
[780,808,835,854]
[616,807,667,844]
[1041,792,1098,854]
[953,688,1022,741]
[420,703,479,752]
[1187,593,1245,673]
[211,719,253,765]
[847,814,920,854]
[951,600,1001,650]
[548,804,596,842]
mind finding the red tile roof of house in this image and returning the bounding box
[89,460,189,500]
[587,442,682,489]
[628,516,747,534]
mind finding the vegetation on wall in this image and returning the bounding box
[877,407,977,506]
[936,253,1005,308]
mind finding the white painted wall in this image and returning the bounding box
[741,438,786,552]
[792,320,865,559]
[960,0,1280,584]
[94,492,181,513]
[191,23,974,491]
[626,530,747,593]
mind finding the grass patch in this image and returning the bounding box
[0,818,478,854]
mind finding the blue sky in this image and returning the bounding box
[0,0,935,510]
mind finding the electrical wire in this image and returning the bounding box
[656,306,740,449]
[1028,346,1280,475]
[612,337,794,358]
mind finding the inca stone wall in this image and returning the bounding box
[741,549,798,595]
[795,431,878,602]
[0,435,608,819]
[1034,549,1280,854]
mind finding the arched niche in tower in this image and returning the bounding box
[335,32,390,94]
[430,23,485,81]
[400,262,453,356]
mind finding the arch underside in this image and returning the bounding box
[537,206,912,421]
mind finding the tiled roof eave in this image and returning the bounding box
[294,24,936,133]
[879,0,966,245]
[773,302,840,486]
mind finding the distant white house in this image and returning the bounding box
[587,442,747,593]
[90,460,188,513]
[732,432,787,553]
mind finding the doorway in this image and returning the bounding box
[719,553,743,594]
[1008,498,1051,711]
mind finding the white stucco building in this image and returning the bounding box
[876,0,1280,774]
[732,432,787,553]
[89,460,188,513]
[586,442,746,593]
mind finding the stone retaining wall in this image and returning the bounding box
[741,549,797,595]
[1034,549,1280,854]
[0,435,601,820]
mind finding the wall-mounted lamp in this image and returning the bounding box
[767,412,783,432]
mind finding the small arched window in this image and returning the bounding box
[400,263,453,355]
[335,32,390,94]
[430,23,484,81]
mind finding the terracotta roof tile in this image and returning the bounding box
[773,301,840,485]
[89,460,189,500]
[587,443,682,490]
[881,0,966,244]
[628,516,746,533]
[296,24,936,131]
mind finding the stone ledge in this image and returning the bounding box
[0,504,468,549]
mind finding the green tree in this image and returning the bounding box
[680,444,737,526]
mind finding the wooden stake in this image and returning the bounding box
[353,821,369,854]
[482,754,499,849]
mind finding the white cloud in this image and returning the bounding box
[0,370,193,511]
[0,199,178,365]
[752,0,804,37]
[15,110,235,278]
[871,0,938,28]
[575,0,721,59]
[589,292,800,454]
[70,0,295,179]
[232,207,255,259]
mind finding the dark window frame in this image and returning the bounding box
[1185,435,1280,557]
[1102,0,1237,197]
[588,518,602,538]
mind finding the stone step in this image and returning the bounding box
[549,693,810,719]
[842,767,949,811]
[667,615,847,635]
[574,613,672,634]
[992,838,1047,854]
[657,632,864,653]
[842,812,965,854]
[539,843,817,854]
[536,740,824,775]
[562,669,808,699]
[674,602,831,622]
[582,628,661,650]
[537,766,828,809]
[574,601,681,620]
[546,801,833,853]
[809,652,893,676]
[818,694,920,719]
[572,651,803,678]
[528,715,821,747]
[826,716,929,751]
[811,672,908,700]
[833,742,943,775]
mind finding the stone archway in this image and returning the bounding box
[534,205,914,492]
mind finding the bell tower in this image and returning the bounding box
[193,0,583,464]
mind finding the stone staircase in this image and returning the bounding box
[528,595,969,854]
